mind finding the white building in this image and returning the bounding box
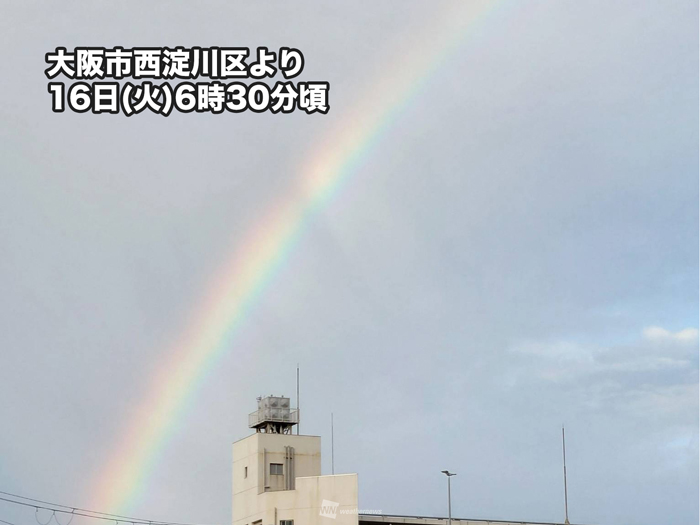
[233,396,359,525]
[233,396,577,525]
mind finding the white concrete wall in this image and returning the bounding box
[260,473,359,525]
[233,432,358,525]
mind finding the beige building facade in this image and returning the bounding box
[233,397,359,525]
[232,433,359,525]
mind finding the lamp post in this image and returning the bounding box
[441,470,456,525]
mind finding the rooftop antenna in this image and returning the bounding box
[331,412,335,475]
[296,364,300,435]
[562,426,570,524]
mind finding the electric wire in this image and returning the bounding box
[0,492,218,525]
[53,511,73,525]
[33,509,52,525]
[0,492,195,525]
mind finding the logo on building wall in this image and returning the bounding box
[319,500,339,519]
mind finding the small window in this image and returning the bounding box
[280,521,294,525]
[270,463,283,475]
[244,466,248,478]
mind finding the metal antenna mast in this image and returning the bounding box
[296,364,300,435]
[562,426,570,525]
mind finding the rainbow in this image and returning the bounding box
[93,1,512,514]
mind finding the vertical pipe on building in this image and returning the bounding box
[263,448,267,490]
[288,447,292,489]
[287,446,291,490]
[288,446,292,490]
[291,447,295,489]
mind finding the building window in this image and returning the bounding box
[270,463,283,475]
[280,521,294,525]
[244,466,247,478]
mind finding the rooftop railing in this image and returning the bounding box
[248,407,299,428]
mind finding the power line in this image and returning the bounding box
[0,495,206,525]
[0,492,218,525]
[0,492,155,523]
[0,496,151,525]
[0,518,18,525]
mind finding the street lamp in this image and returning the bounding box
[441,470,456,525]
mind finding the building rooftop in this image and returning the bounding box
[359,514,577,525]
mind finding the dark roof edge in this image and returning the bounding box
[358,513,587,525]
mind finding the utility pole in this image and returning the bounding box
[331,412,335,474]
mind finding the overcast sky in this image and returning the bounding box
[0,2,697,525]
